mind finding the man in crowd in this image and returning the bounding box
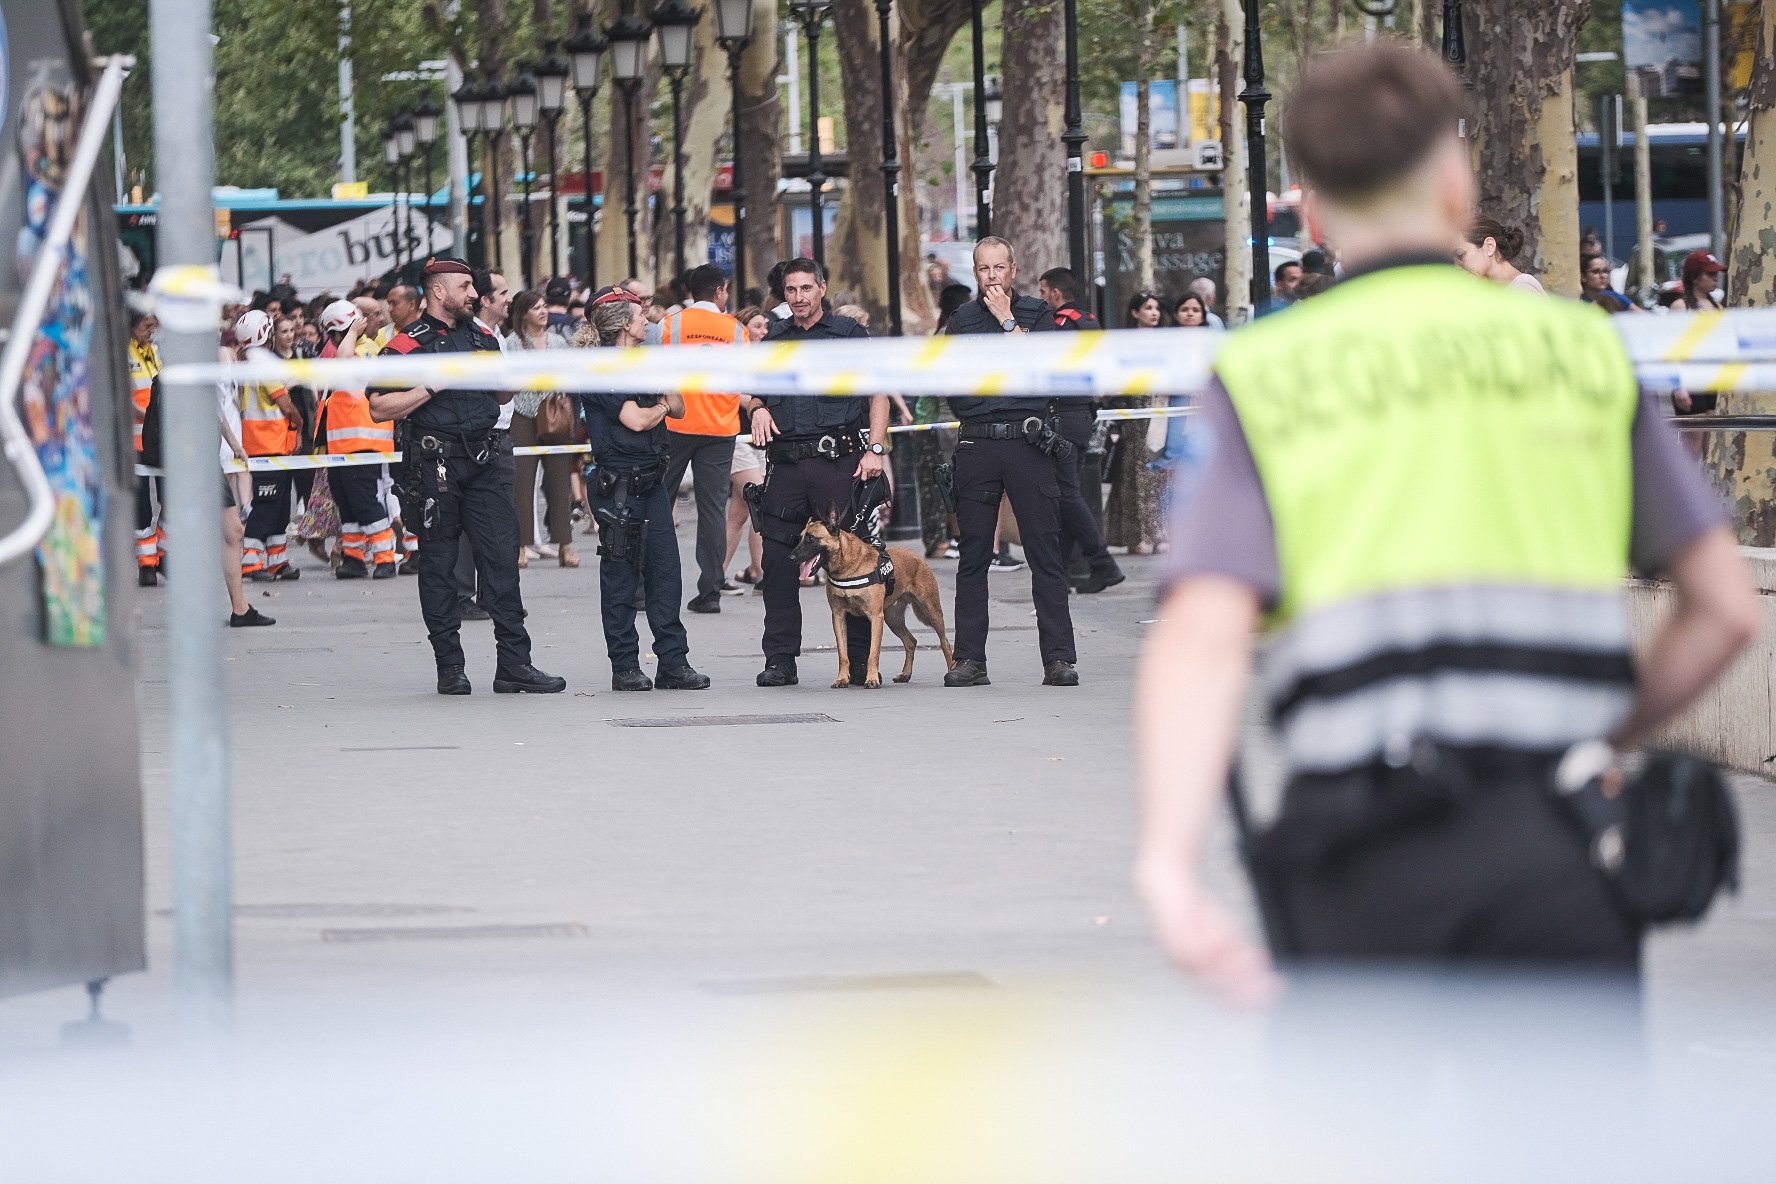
[748,258,889,687]
[369,256,565,696]
[1273,261,1304,305]
[1189,276,1227,328]
[943,238,1077,688]
[129,311,164,586]
[659,263,747,614]
[353,294,389,349]
[232,309,303,582]
[385,284,422,342]
[544,278,575,335]
[1037,267,1124,595]
[1136,40,1756,1002]
[315,300,400,579]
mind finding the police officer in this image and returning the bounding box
[369,256,567,697]
[748,258,890,687]
[580,286,711,692]
[1135,42,1756,1005]
[942,237,1078,688]
[1037,266,1124,595]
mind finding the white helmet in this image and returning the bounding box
[234,309,273,348]
[320,299,359,334]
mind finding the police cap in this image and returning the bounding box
[423,255,475,278]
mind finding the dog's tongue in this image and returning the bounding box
[798,554,822,582]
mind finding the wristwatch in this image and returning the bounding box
[867,442,885,455]
[1000,317,1018,332]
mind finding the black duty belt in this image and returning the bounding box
[768,430,864,463]
[599,462,666,497]
[959,417,1049,441]
[405,430,501,461]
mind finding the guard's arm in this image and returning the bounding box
[368,387,433,422]
[855,395,891,477]
[1611,528,1759,748]
[664,391,687,419]
[270,387,302,421]
[1134,574,1280,1009]
[618,398,670,432]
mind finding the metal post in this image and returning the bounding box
[580,91,598,287]
[463,132,482,266]
[518,130,536,289]
[801,10,828,268]
[621,81,641,279]
[489,130,507,276]
[447,56,470,258]
[422,144,435,260]
[669,73,687,281]
[1600,94,1616,268]
[726,44,748,302]
[1704,0,1724,262]
[875,0,903,335]
[545,114,563,278]
[339,4,357,182]
[968,0,991,239]
[396,157,409,269]
[150,0,233,1032]
[1062,0,1087,278]
[1240,0,1271,313]
[1630,73,1656,294]
[951,85,967,240]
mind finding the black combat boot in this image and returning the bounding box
[437,665,471,695]
[611,668,654,692]
[943,659,991,687]
[655,665,711,690]
[493,663,567,693]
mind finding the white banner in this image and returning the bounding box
[218,205,451,298]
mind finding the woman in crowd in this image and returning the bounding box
[724,306,770,588]
[1104,291,1167,555]
[504,288,579,568]
[1672,250,1726,311]
[1454,215,1546,294]
[1171,292,1209,327]
[1580,254,1638,313]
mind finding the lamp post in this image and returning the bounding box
[654,0,699,283]
[968,0,991,239]
[714,0,754,304]
[414,94,441,259]
[606,9,652,280]
[395,110,418,267]
[535,42,570,279]
[874,0,902,335]
[1061,0,1087,278]
[509,63,540,289]
[789,0,831,268]
[480,77,510,277]
[1441,0,1468,83]
[452,73,487,267]
[566,10,609,286]
[1239,0,1271,314]
[383,128,403,269]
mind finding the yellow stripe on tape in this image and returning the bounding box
[914,337,953,368]
[1062,334,1101,368]
[1663,310,1725,362]
[1710,362,1750,390]
[764,343,801,369]
[830,373,862,396]
[976,373,1007,396]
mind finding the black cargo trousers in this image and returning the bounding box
[752,447,871,674]
[951,435,1076,667]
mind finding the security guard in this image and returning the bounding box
[748,258,890,687]
[128,311,164,586]
[942,237,1078,688]
[369,256,566,696]
[233,309,304,582]
[1135,42,1756,1005]
[1037,266,1124,595]
[315,300,400,579]
[580,286,712,692]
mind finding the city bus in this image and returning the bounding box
[1578,122,1745,264]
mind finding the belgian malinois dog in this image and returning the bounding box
[790,517,956,688]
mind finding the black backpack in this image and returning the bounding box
[139,374,165,469]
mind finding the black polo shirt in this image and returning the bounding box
[377,312,505,437]
[945,294,1056,421]
[760,312,872,439]
[583,392,670,469]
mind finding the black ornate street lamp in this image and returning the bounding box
[566,10,609,287]
[509,63,540,289]
[534,42,571,280]
[452,73,488,268]
[414,94,441,259]
[1061,0,1087,278]
[967,0,991,239]
[382,127,402,269]
[714,0,753,303]
[606,8,652,280]
[788,0,831,269]
[392,112,417,270]
[654,0,699,283]
[480,77,510,275]
[1239,0,1271,313]
[875,0,902,335]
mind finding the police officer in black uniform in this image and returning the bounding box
[581,286,712,692]
[1038,266,1125,595]
[369,257,566,696]
[747,258,891,687]
[942,237,1078,688]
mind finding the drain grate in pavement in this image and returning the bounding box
[339,744,463,753]
[698,971,996,995]
[321,922,589,943]
[156,903,475,919]
[609,713,837,728]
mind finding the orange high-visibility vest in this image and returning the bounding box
[239,381,298,457]
[317,388,395,454]
[660,304,745,437]
[128,338,160,453]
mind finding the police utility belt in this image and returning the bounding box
[768,429,865,463]
[959,416,1073,459]
[403,427,503,464]
[592,462,666,564]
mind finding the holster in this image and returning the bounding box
[932,461,957,515]
[395,454,460,543]
[743,466,807,546]
[593,466,657,563]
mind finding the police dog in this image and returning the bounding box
[790,517,956,688]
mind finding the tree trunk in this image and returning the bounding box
[1467,0,1590,297]
[1728,0,1776,305]
[738,4,783,299]
[599,61,661,286]
[1218,0,1249,321]
[668,16,731,277]
[1132,3,1156,290]
[994,0,1067,283]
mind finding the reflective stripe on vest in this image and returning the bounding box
[1215,265,1639,773]
[319,389,396,454]
[240,381,297,456]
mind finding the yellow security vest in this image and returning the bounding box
[1215,265,1640,774]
